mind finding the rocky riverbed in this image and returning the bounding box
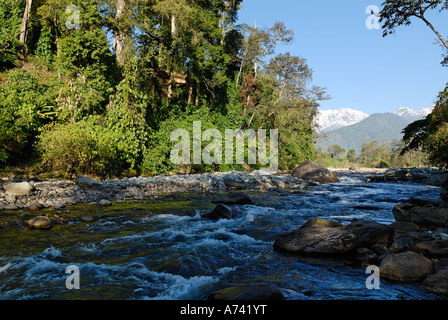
[1,163,448,300]
[0,170,309,212]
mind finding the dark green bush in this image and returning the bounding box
[37,117,132,177]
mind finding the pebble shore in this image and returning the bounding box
[0,171,309,211]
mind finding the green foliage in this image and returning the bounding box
[1,0,327,177]
[424,85,448,167]
[0,69,55,164]
[38,117,132,178]
[0,0,24,68]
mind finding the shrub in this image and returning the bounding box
[0,69,55,164]
[37,117,132,177]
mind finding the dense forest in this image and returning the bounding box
[0,0,328,178]
[1,0,447,179]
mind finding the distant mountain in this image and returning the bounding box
[315,107,433,154]
[391,107,433,122]
[316,108,369,132]
[316,113,412,154]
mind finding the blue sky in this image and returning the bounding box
[237,0,448,114]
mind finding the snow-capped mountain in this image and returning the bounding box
[392,107,433,122]
[316,108,369,132]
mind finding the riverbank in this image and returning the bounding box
[0,171,309,211]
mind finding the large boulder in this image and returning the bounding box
[379,251,433,282]
[273,219,393,255]
[5,182,35,197]
[392,204,448,228]
[208,284,284,300]
[292,161,338,183]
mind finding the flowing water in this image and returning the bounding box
[0,174,446,300]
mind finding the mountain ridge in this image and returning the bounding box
[315,107,433,154]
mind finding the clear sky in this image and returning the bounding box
[237,0,448,114]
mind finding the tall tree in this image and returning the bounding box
[379,0,448,65]
[19,0,33,45]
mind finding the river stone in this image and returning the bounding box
[299,218,343,229]
[291,161,339,183]
[5,182,35,196]
[414,239,448,258]
[273,220,393,255]
[79,214,94,222]
[211,192,253,205]
[208,284,284,300]
[392,204,448,228]
[27,216,52,229]
[4,203,20,210]
[389,221,420,233]
[203,204,234,220]
[379,251,433,282]
[76,175,102,188]
[99,199,112,206]
[422,269,448,295]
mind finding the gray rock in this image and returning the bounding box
[5,182,35,196]
[379,251,433,282]
[99,199,112,206]
[389,221,420,233]
[292,161,339,183]
[273,220,393,255]
[203,204,234,220]
[414,239,448,258]
[76,175,102,188]
[422,268,448,295]
[393,204,448,228]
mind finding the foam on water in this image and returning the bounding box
[0,174,445,300]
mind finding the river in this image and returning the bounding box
[0,173,445,300]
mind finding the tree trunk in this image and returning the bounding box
[420,15,448,51]
[113,0,126,65]
[19,0,33,45]
[167,15,176,101]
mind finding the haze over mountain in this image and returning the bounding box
[315,107,433,154]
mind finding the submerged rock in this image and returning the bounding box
[208,284,284,300]
[211,192,253,205]
[292,161,339,183]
